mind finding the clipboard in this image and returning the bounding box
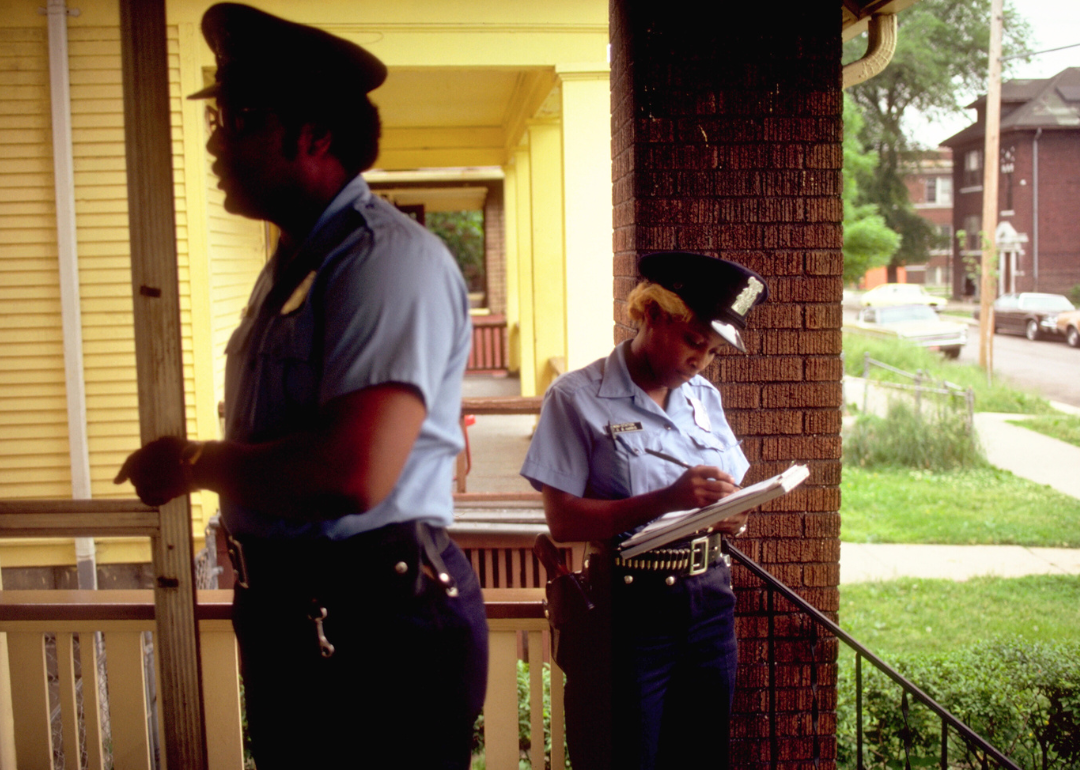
[617,464,810,558]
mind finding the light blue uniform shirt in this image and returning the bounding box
[222,174,472,540]
[521,341,748,508]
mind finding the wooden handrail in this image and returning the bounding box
[0,588,545,623]
[461,395,544,415]
[0,499,159,537]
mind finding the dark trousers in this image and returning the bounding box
[231,529,488,770]
[565,561,738,770]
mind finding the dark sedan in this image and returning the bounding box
[990,293,1077,341]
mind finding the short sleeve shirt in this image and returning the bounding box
[520,341,748,506]
[221,175,472,540]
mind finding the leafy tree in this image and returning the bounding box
[843,0,1033,276]
[843,95,901,284]
[427,210,486,294]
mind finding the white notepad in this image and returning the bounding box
[618,464,810,558]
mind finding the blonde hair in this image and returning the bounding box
[626,281,695,329]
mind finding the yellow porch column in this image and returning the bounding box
[511,146,537,396]
[559,67,613,371]
[526,119,566,395]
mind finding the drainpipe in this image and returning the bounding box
[1032,127,1041,292]
[842,14,898,89]
[45,0,97,589]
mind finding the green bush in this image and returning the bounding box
[837,639,1080,770]
[472,660,569,770]
[844,399,987,471]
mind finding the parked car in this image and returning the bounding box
[860,283,946,308]
[989,292,1077,341]
[846,304,966,358]
[1055,309,1080,348]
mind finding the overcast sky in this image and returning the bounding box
[907,0,1080,147]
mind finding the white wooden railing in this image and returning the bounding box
[0,588,562,770]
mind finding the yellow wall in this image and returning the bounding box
[0,0,221,567]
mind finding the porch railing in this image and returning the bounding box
[0,587,561,770]
[0,499,1024,770]
[467,313,510,373]
[725,541,1022,770]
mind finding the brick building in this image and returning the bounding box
[943,67,1080,298]
[903,148,953,288]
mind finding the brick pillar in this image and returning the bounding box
[610,3,843,768]
[484,181,506,315]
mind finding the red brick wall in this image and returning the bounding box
[610,3,842,767]
[485,184,507,314]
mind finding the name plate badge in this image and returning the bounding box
[609,421,644,434]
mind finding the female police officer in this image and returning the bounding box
[521,251,767,770]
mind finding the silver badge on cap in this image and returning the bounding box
[731,277,764,317]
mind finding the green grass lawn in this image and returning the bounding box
[841,466,1080,548]
[1007,413,1080,449]
[838,575,1080,659]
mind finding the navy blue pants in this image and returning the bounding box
[232,533,488,770]
[565,561,738,770]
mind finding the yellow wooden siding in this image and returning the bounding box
[0,21,212,564]
[68,25,209,528]
[0,26,72,499]
[68,25,141,510]
[205,128,268,409]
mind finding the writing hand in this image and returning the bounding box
[663,465,739,512]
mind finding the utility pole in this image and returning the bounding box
[979,0,1004,371]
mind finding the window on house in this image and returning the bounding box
[937,176,952,206]
[924,176,953,206]
[963,149,983,188]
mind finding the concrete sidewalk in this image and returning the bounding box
[461,375,1080,584]
[974,411,1080,499]
[840,543,1080,583]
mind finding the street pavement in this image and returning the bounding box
[461,374,1080,584]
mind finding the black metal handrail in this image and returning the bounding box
[724,542,1022,770]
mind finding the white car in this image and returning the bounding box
[847,304,967,358]
[860,283,946,308]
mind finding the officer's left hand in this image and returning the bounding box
[114,436,193,506]
[710,509,749,537]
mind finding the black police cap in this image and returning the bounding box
[187,3,387,104]
[638,251,768,353]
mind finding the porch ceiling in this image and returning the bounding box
[371,67,557,171]
[366,0,921,172]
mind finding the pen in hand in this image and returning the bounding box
[645,447,743,492]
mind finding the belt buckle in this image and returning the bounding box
[226,534,250,589]
[689,536,709,576]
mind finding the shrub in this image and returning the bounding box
[472,660,569,769]
[844,399,987,471]
[837,639,1080,770]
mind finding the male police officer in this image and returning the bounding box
[115,5,487,767]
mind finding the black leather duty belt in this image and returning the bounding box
[614,532,727,577]
[224,520,457,596]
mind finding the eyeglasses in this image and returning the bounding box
[206,104,268,137]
